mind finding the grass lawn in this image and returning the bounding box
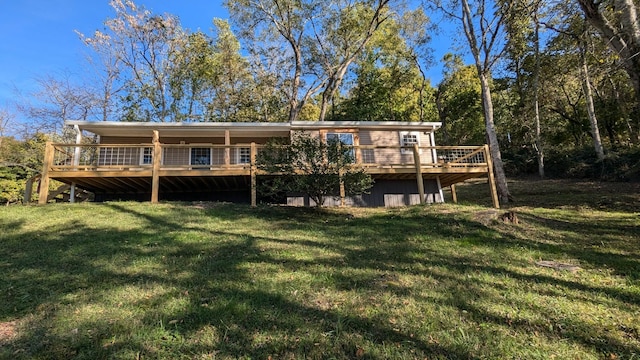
[0,179,639,359]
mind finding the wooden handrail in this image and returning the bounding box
[48,142,490,170]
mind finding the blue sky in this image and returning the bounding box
[0,1,455,122]
[0,1,228,110]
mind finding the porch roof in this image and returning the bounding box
[66,120,442,138]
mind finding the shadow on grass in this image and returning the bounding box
[1,202,639,358]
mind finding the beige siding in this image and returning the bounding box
[231,136,285,144]
[359,130,435,165]
[100,136,226,145]
[101,136,151,145]
[360,131,402,164]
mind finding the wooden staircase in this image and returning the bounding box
[24,174,93,204]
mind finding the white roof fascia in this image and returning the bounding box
[290,121,442,131]
[65,120,292,137]
[65,120,442,137]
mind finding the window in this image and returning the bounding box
[237,147,251,164]
[191,147,211,165]
[140,147,153,165]
[326,132,355,160]
[400,131,421,154]
[326,133,354,146]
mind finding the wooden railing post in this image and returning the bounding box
[413,144,425,204]
[151,130,161,203]
[484,144,500,209]
[250,142,257,207]
[224,129,231,167]
[38,142,54,205]
[339,168,346,207]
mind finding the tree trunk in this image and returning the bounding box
[479,72,511,204]
[580,47,605,160]
[533,19,544,178]
[288,42,303,123]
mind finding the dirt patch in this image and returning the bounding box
[535,260,581,273]
[0,320,18,345]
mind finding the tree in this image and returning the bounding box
[207,19,256,121]
[227,0,403,122]
[330,8,435,122]
[0,106,14,150]
[169,31,216,122]
[435,54,485,145]
[309,0,394,121]
[257,133,373,207]
[579,27,605,160]
[0,133,48,205]
[577,0,640,143]
[226,0,323,122]
[80,0,187,122]
[76,23,125,122]
[502,0,547,177]
[16,73,95,135]
[437,0,512,203]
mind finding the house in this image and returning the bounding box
[37,120,499,208]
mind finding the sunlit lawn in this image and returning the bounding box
[0,179,639,359]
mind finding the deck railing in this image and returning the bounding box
[46,143,489,172]
[39,142,499,208]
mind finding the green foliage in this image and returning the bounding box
[435,54,485,145]
[332,50,437,121]
[543,146,640,181]
[257,133,373,206]
[500,143,640,181]
[0,133,47,204]
[0,166,24,204]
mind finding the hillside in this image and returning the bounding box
[1,179,639,359]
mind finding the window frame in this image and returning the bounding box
[237,146,251,164]
[190,147,212,166]
[400,131,421,154]
[325,132,355,146]
[139,147,153,165]
[325,132,355,161]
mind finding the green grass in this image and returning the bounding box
[0,179,639,359]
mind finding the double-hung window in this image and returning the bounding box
[326,132,355,161]
[400,131,421,154]
[140,147,153,165]
[237,147,251,164]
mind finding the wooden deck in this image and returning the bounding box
[38,140,499,207]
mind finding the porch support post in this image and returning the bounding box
[436,175,444,203]
[450,184,458,203]
[224,129,231,167]
[484,144,500,209]
[24,175,37,204]
[339,169,346,207]
[38,142,54,205]
[151,130,161,204]
[250,142,257,207]
[413,144,425,205]
[71,125,82,203]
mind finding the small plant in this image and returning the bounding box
[257,132,373,206]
